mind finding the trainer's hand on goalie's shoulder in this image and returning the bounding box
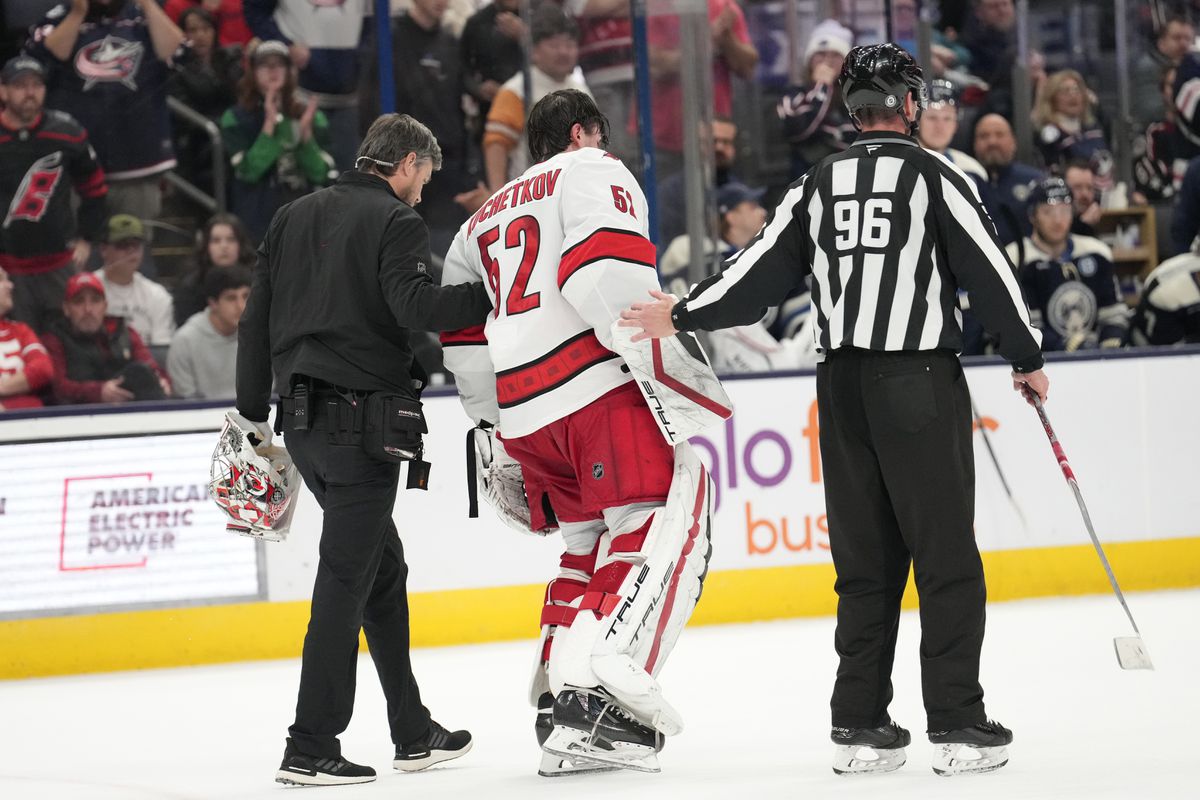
[619,289,679,342]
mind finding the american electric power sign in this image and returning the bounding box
[0,432,260,617]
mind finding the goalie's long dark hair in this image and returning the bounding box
[527,89,610,164]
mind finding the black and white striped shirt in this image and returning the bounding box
[671,131,1045,372]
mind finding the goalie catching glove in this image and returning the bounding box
[209,411,302,542]
[468,423,557,535]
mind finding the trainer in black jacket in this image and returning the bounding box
[238,114,487,787]
[622,45,1049,776]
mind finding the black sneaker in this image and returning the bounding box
[929,720,1013,776]
[393,720,473,772]
[831,722,911,775]
[274,738,376,786]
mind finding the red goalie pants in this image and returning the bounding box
[502,382,675,527]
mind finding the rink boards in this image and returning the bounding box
[1,350,1197,678]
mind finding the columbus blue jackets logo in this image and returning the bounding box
[1047,281,1098,336]
[75,36,144,91]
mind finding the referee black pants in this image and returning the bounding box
[816,348,987,733]
[284,417,431,758]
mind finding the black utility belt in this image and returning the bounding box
[279,384,431,490]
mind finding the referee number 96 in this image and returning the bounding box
[833,198,893,250]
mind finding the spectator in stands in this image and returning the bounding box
[27,0,187,224]
[1063,159,1103,237]
[368,0,482,252]
[777,19,855,179]
[962,0,1015,92]
[173,212,255,326]
[170,7,244,196]
[656,116,741,245]
[919,79,988,186]
[0,55,108,333]
[1032,70,1113,189]
[1127,245,1200,345]
[1132,15,1195,132]
[42,271,170,404]
[0,266,54,410]
[1007,176,1127,352]
[565,0,638,165]
[646,0,758,170]
[167,264,249,398]
[170,8,242,119]
[660,182,815,373]
[221,40,335,243]
[166,0,253,47]
[97,214,175,349]
[973,113,1044,245]
[460,0,524,142]
[244,0,365,173]
[1133,65,1195,203]
[484,6,589,191]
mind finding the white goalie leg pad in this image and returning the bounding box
[610,320,733,445]
[528,521,604,706]
[548,444,714,735]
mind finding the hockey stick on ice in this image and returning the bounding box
[970,399,1028,533]
[1022,388,1154,670]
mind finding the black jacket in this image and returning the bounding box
[236,170,492,421]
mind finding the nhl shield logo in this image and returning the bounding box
[592,462,605,480]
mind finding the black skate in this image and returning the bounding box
[541,687,663,773]
[275,738,376,786]
[534,692,619,777]
[831,721,911,775]
[929,719,1012,776]
[393,719,473,772]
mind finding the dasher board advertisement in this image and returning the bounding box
[0,431,262,618]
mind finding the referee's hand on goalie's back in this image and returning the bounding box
[619,289,680,342]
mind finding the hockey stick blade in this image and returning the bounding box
[1023,388,1154,670]
[1114,636,1154,671]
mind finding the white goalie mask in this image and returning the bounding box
[209,412,301,542]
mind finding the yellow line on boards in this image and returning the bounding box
[1,537,1197,680]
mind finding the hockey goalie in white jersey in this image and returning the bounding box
[440,90,727,776]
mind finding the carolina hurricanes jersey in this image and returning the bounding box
[440,147,658,438]
[0,110,107,274]
[0,319,53,408]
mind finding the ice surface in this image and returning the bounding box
[1,590,1196,799]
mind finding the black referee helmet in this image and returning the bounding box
[838,43,927,131]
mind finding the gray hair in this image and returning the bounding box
[355,114,443,175]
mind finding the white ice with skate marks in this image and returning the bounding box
[0,590,1196,799]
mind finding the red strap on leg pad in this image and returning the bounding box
[541,605,579,627]
[579,590,623,618]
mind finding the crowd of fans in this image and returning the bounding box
[2,0,1199,412]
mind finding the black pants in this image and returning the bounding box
[816,348,987,732]
[284,410,431,758]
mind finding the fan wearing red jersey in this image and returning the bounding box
[440,89,716,776]
[0,266,54,409]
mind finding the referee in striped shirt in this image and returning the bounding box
[622,44,1048,775]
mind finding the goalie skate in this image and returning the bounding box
[929,720,1012,776]
[831,721,910,775]
[535,693,618,777]
[541,688,663,774]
